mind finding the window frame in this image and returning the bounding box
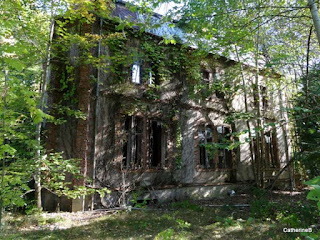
[196,124,232,170]
[121,115,168,171]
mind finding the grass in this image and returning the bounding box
[1,191,320,239]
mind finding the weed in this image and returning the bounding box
[176,218,191,229]
[171,200,204,212]
[130,191,150,208]
[155,228,175,240]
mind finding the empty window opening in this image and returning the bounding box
[122,116,143,169]
[202,70,210,86]
[149,121,166,167]
[198,126,214,168]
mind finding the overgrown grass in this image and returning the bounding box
[1,192,320,240]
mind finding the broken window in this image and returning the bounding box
[198,125,232,169]
[198,126,215,168]
[122,116,168,170]
[149,120,166,167]
[264,129,279,168]
[132,62,141,84]
[122,116,143,169]
[217,126,232,169]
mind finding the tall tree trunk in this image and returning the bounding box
[234,46,257,184]
[34,16,55,210]
[91,17,103,211]
[0,70,8,228]
[308,0,320,46]
[278,88,293,190]
[305,25,313,126]
[254,26,264,187]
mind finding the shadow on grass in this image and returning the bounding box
[1,204,313,240]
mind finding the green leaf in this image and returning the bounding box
[306,188,320,201]
[305,177,320,186]
[3,57,26,71]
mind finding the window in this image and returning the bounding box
[217,126,232,169]
[198,126,215,168]
[148,71,153,85]
[147,64,160,86]
[149,120,166,167]
[122,116,143,169]
[132,62,141,84]
[122,116,167,170]
[202,70,210,86]
[198,125,232,169]
[213,71,225,99]
[260,86,268,110]
[264,130,279,168]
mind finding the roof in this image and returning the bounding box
[111,1,274,72]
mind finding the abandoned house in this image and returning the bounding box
[44,1,292,211]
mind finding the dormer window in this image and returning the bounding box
[132,62,141,84]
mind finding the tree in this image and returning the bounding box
[0,0,111,222]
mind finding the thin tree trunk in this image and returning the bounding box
[234,46,257,184]
[278,88,293,190]
[253,28,266,187]
[0,70,8,228]
[91,17,103,211]
[252,1,265,187]
[305,25,313,126]
[306,25,313,98]
[308,0,320,46]
[34,14,55,210]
